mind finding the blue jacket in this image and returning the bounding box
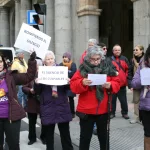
[34,83,72,125]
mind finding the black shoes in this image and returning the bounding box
[122,114,129,119]
[28,140,36,145]
[41,138,46,145]
[93,129,97,135]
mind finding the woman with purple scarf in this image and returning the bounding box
[132,45,150,149]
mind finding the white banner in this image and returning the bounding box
[38,66,68,85]
[14,23,51,59]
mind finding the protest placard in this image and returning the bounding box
[14,23,51,59]
[140,68,150,85]
[38,66,68,85]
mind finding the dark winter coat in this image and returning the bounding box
[34,83,72,125]
[59,62,77,97]
[22,81,40,114]
[5,59,36,122]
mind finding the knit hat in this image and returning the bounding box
[63,52,71,60]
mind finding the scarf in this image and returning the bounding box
[62,60,73,70]
[0,69,6,83]
[79,60,117,102]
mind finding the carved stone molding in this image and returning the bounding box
[77,0,102,17]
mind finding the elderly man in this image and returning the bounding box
[11,49,28,108]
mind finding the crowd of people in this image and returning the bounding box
[0,39,150,150]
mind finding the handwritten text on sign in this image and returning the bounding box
[14,23,51,59]
[38,66,68,85]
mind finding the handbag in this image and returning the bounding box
[76,111,88,120]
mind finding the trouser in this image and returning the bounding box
[17,85,27,108]
[69,97,75,115]
[133,102,139,121]
[79,114,108,150]
[28,113,46,142]
[112,86,128,115]
[140,110,150,137]
[0,119,21,150]
[44,122,73,150]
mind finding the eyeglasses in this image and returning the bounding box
[133,49,139,51]
[103,47,107,50]
[90,58,101,62]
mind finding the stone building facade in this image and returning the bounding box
[0,0,149,65]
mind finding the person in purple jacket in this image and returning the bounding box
[131,45,150,149]
[34,51,73,150]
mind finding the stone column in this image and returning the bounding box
[0,7,10,46]
[20,0,32,24]
[131,0,150,50]
[55,0,71,63]
[15,0,20,39]
[75,0,101,66]
[45,0,54,51]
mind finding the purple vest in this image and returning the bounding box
[0,79,9,118]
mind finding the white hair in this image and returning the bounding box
[44,51,55,61]
[88,39,98,45]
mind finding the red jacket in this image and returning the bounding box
[80,50,87,64]
[70,71,120,115]
[111,55,129,87]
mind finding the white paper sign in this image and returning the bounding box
[14,23,51,59]
[38,66,68,85]
[140,68,150,85]
[88,74,107,85]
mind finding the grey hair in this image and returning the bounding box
[88,39,98,45]
[84,46,105,61]
[44,50,55,61]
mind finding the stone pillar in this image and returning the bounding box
[76,0,101,66]
[131,0,150,50]
[0,7,10,46]
[15,0,20,39]
[45,0,54,51]
[20,0,31,24]
[55,0,71,63]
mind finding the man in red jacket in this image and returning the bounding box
[110,44,129,119]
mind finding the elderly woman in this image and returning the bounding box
[128,45,144,124]
[131,45,150,149]
[70,46,120,150]
[0,51,36,150]
[80,39,98,64]
[34,51,73,150]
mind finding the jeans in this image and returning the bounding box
[44,122,73,150]
[112,86,128,115]
[79,114,108,150]
[0,119,21,150]
[17,85,27,108]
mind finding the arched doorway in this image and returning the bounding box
[99,0,133,59]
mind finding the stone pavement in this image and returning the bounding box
[54,91,144,150]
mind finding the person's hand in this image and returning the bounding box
[130,88,133,91]
[30,88,35,94]
[66,78,70,84]
[82,78,92,86]
[35,78,39,84]
[29,50,36,61]
[102,82,111,89]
